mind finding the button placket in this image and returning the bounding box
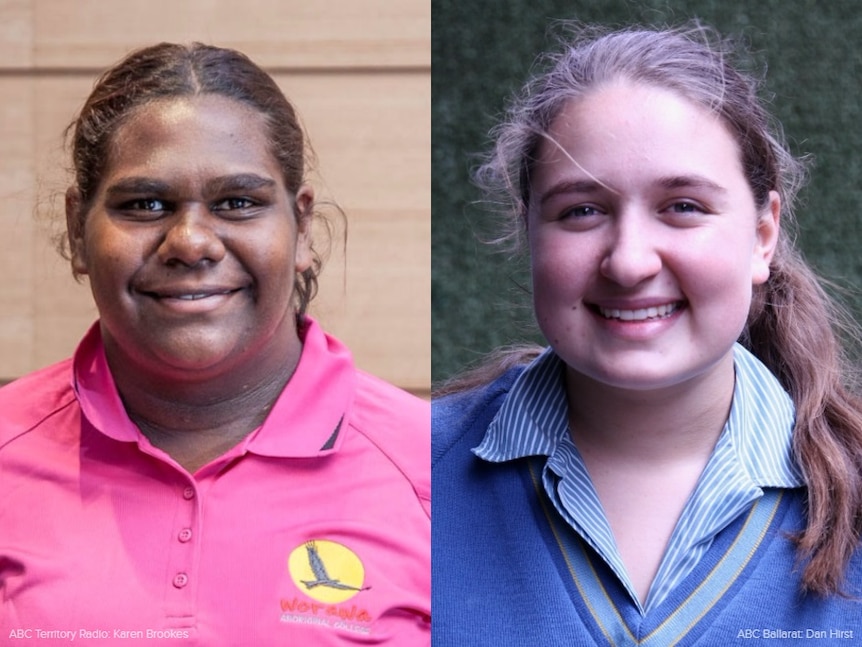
[164,479,200,616]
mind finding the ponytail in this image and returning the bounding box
[743,238,862,595]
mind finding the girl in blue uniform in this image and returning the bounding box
[433,24,862,646]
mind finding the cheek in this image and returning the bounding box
[672,225,756,283]
[248,237,298,294]
[83,225,134,273]
[530,250,560,310]
[530,235,591,294]
[678,248,755,326]
[530,243,592,334]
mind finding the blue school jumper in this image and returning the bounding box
[432,350,862,646]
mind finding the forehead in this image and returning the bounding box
[117,94,268,141]
[549,79,736,147]
[103,95,277,181]
[534,81,744,181]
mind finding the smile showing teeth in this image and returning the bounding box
[157,289,237,301]
[598,302,681,321]
[176,293,218,300]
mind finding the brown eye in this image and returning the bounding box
[213,197,255,211]
[116,198,170,220]
[127,198,166,212]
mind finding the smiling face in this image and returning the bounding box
[527,81,779,394]
[67,95,313,383]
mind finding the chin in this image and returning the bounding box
[569,359,696,392]
[147,337,243,373]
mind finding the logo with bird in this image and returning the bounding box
[288,540,371,604]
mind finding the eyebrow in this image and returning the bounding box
[538,179,607,207]
[105,177,172,198]
[104,173,278,199]
[205,173,278,195]
[656,175,728,194]
[537,174,728,207]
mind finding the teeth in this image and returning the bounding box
[172,290,233,300]
[599,302,679,321]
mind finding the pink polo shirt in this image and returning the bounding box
[0,318,430,646]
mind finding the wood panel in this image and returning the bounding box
[288,73,430,389]
[313,207,430,391]
[0,78,35,378]
[280,72,430,211]
[9,70,429,389]
[30,0,429,70]
[0,0,32,68]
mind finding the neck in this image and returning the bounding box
[124,362,295,434]
[104,331,304,473]
[565,352,736,465]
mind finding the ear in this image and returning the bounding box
[65,188,89,276]
[751,190,780,285]
[293,183,315,273]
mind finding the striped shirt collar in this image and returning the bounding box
[473,343,802,612]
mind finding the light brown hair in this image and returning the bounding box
[443,23,862,596]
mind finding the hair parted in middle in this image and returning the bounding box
[65,42,329,316]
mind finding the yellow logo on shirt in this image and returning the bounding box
[287,540,369,604]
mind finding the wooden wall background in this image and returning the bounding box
[0,0,430,395]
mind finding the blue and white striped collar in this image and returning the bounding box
[473,343,803,612]
[472,346,567,461]
[474,342,801,488]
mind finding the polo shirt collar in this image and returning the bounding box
[249,318,354,457]
[72,317,354,458]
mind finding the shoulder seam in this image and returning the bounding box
[0,393,78,452]
[352,422,431,521]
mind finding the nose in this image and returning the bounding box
[599,212,663,287]
[157,205,226,267]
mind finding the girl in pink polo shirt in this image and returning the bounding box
[0,43,429,646]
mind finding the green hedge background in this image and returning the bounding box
[431,0,862,383]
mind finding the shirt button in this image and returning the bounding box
[182,487,195,500]
[178,528,193,543]
[173,573,189,588]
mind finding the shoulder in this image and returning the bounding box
[431,366,524,466]
[0,359,77,448]
[353,370,429,425]
[350,370,430,514]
